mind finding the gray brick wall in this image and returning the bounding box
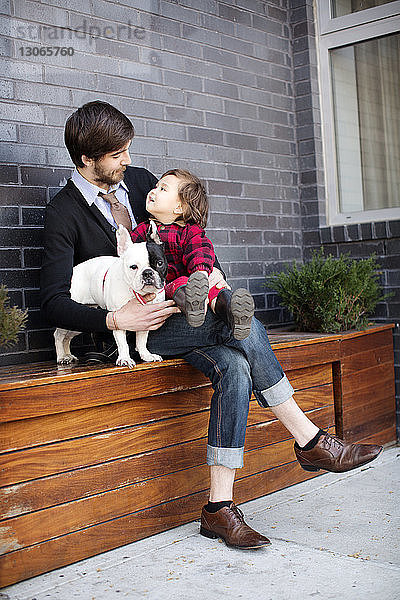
[0,0,301,365]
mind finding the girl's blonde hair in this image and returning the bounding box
[161,169,208,229]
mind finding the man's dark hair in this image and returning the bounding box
[64,101,134,168]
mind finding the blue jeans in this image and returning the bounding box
[147,311,293,468]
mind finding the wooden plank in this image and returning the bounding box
[0,491,208,588]
[0,383,333,454]
[0,405,334,522]
[0,324,392,389]
[267,323,394,349]
[2,431,335,555]
[340,361,395,397]
[0,361,333,428]
[0,322,395,588]
[0,362,210,423]
[355,427,397,446]
[286,363,333,390]
[0,411,209,487]
[0,456,328,588]
[332,361,344,439]
[0,330,342,389]
[341,372,395,443]
[0,397,333,489]
[0,389,334,488]
[0,387,213,453]
[0,373,334,456]
[340,345,394,377]
[0,427,336,556]
[0,464,209,554]
[0,358,190,391]
[268,331,343,346]
[344,411,396,443]
[0,439,206,520]
[342,396,397,442]
[245,405,334,452]
[343,390,395,427]
[341,372,394,410]
[247,384,334,426]
[294,384,334,409]
[340,328,394,358]
[234,456,325,506]
[274,340,340,370]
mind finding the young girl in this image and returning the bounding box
[130,169,255,340]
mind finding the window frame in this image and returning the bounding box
[315,0,400,225]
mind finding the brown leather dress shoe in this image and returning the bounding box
[200,502,271,549]
[294,431,383,473]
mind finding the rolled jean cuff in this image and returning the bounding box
[257,374,294,408]
[206,444,244,469]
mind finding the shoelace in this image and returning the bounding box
[228,504,245,524]
[321,433,344,451]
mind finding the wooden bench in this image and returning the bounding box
[0,324,395,586]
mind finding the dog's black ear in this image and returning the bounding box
[147,220,162,245]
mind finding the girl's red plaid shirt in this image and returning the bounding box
[130,220,215,285]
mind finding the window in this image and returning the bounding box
[316,0,400,224]
[332,0,398,18]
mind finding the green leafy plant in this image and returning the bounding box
[0,285,28,348]
[267,249,387,333]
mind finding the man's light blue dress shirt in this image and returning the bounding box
[71,169,137,230]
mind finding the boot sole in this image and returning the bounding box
[230,289,255,340]
[185,271,209,327]
[200,526,271,549]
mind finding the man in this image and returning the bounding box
[41,101,382,549]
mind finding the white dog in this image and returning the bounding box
[54,221,168,368]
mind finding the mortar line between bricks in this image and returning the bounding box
[270,537,400,573]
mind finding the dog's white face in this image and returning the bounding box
[116,223,167,294]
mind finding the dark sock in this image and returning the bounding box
[295,429,325,451]
[205,500,232,513]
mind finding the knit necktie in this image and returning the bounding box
[98,190,132,231]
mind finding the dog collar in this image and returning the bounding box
[131,290,147,305]
[102,267,110,292]
[131,288,165,305]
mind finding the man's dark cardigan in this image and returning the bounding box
[40,166,157,333]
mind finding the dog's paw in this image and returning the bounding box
[57,354,78,365]
[140,352,163,363]
[116,356,136,369]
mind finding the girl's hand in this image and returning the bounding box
[208,267,231,291]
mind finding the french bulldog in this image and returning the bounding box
[54,220,168,368]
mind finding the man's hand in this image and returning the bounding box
[208,267,231,291]
[107,297,180,332]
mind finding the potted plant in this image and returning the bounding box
[0,284,28,348]
[266,249,395,448]
[267,249,387,333]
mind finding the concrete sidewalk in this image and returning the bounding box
[3,445,399,600]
